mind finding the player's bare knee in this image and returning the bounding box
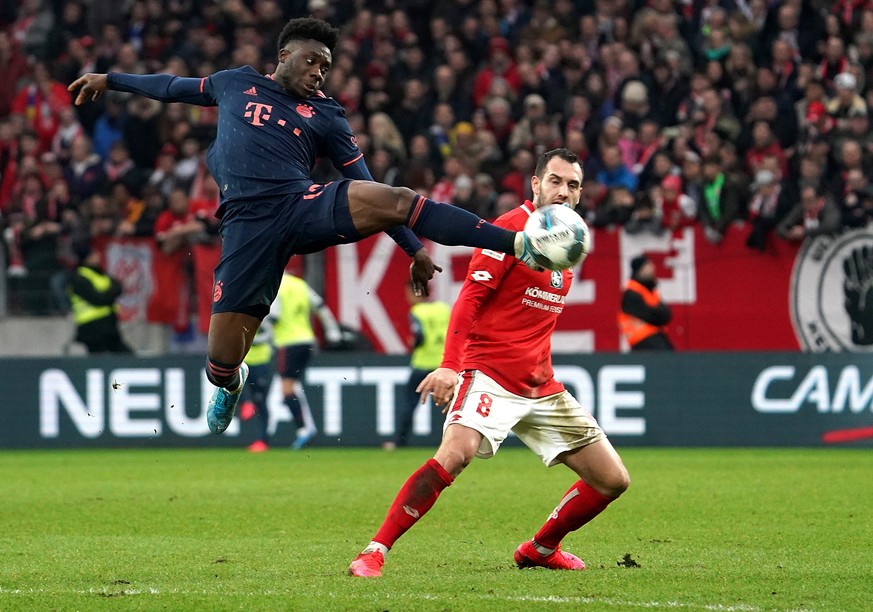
[602,466,630,498]
[390,186,416,218]
[435,441,476,477]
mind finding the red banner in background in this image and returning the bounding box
[103,238,220,335]
[323,224,802,353]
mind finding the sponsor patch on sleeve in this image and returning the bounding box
[481,249,506,261]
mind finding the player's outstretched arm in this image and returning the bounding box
[69,72,216,106]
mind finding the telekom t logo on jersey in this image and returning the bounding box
[244,102,272,126]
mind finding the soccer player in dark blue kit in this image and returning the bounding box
[69,18,547,435]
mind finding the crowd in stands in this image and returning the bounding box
[0,0,871,321]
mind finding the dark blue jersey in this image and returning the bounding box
[107,67,423,255]
[109,67,363,213]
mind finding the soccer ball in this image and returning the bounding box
[523,204,591,270]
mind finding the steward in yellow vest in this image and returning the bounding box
[67,249,132,354]
[273,273,342,450]
[389,283,451,449]
[618,255,674,351]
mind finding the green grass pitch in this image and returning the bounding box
[0,447,871,611]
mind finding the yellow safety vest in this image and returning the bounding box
[273,274,315,347]
[410,301,451,370]
[244,341,273,367]
[69,266,116,325]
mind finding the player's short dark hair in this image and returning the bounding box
[535,148,582,180]
[277,18,340,54]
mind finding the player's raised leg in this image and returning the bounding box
[348,424,482,577]
[346,182,544,270]
[205,312,259,434]
[515,439,629,570]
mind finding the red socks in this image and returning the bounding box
[373,458,454,549]
[533,480,614,550]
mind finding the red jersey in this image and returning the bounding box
[441,202,572,398]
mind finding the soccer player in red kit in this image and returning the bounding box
[349,148,630,577]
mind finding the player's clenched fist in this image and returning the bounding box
[67,73,109,105]
[416,367,458,410]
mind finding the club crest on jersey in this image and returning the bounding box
[296,104,315,118]
[550,270,563,289]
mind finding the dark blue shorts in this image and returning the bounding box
[211,180,360,319]
[276,343,313,379]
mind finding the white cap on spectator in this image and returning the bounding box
[524,93,546,109]
[622,80,648,103]
[835,72,857,91]
[309,0,328,11]
[752,169,776,189]
[684,151,701,164]
[454,174,473,190]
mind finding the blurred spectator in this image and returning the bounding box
[12,0,54,59]
[63,134,105,202]
[47,1,89,60]
[0,30,29,119]
[430,156,467,205]
[148,187,203,338]
[473,36,520,108]
[458,117,502,175]
[699,156,745,245]
[398,134,436,192]
[518,0,565,46]
[368,113,406,162]
[91,93,126,161]
[428,102,455,162]
[51,106,85,163]
[508,93,550,153]
[390,79,432,147]
[123,96,161,169]
[746,170,786,251]
[472,173,498,220]
[656,174,697,233]
[840,168,873,228]
[147,144,180,198]
[776,185,842,242]
[745,120,789,177]
[172,137,202,191]
[596,144,638,192]
[828,72,868,130]
[103,140,145,192]
[11,59,72,152]
[432,63,473,122]
[500,148,535,201]
[591,185,635,228]
[369,148,402,187]
[679,150,702,197]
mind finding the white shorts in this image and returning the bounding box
[442,370,606,467]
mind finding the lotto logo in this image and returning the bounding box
[471,270,493,282]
